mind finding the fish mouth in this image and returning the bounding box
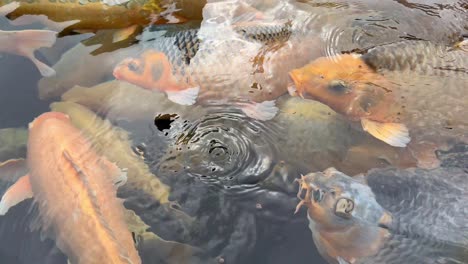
[288,71,305,98]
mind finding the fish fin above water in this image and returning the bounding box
[112,25,139,43]
[361,118,410,148]
[14,29,57,77]
[165,86,200,106]
[0,174,33,215]
[0,1,19,16]
[240,100,279,121]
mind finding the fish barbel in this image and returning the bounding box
[0,112,141,264]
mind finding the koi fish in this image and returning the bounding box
[0,2,57,76]
[113,21,320,120]
[0,112,142,264]
[60,80,207,122]
[0,0,199,38]
[295,166,468,264]
[288,40,468,150]
[49,101,172,206]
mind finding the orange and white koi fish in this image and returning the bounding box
[0,112,141,264]
[113,21,319,120]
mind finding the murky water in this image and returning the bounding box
[0,0,467,263]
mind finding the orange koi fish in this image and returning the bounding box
[288,53,410,148]
[0,112,141,264]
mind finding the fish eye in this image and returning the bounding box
[127,61,141,72]
[334,197,354,219]
[328,80,350,94]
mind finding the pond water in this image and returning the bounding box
[0,0,467,263]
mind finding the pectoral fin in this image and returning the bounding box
[112,25,139,43]
[240,100,279,121]
[0,174,33,215]
[166,86,200,106]
[361,118,410,147]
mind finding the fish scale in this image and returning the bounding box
[362,40,468,76]
[136,21,312,103]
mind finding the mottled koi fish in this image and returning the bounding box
[113,21,320,120]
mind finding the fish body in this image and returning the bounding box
[0,25,57,76]
[38,41,141,99]
[0,112,141,264]
[296,166,468,264]
[49,101,171,205]
[113,21,320,120]
[289,40,468,157]
[0,0,198,34]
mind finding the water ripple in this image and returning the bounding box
[156,105,281,195]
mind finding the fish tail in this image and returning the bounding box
[13,29,57,77]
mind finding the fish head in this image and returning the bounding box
[29,112,70,130]
[296,167,392,261]
[289,54,397,122]
[113,50,173,91]
[113,56,146,83]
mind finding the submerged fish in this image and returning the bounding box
[295,167,468,264]
[0,127,28,162]
[0,112,141,264]
[38,41,141,100]
[0,0,201,38]
[49,101,172,206]
[60,80,207,122]
[289,40,468,167]
[0,3,57,76]
[113,21,320,120]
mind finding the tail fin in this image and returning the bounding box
[13,29,57,77]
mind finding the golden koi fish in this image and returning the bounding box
[289,40,468,167]
[0,112,141,264]
[0,0,203,35]
[49,101,172,205]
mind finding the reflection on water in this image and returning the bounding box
[0,0,467,263]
